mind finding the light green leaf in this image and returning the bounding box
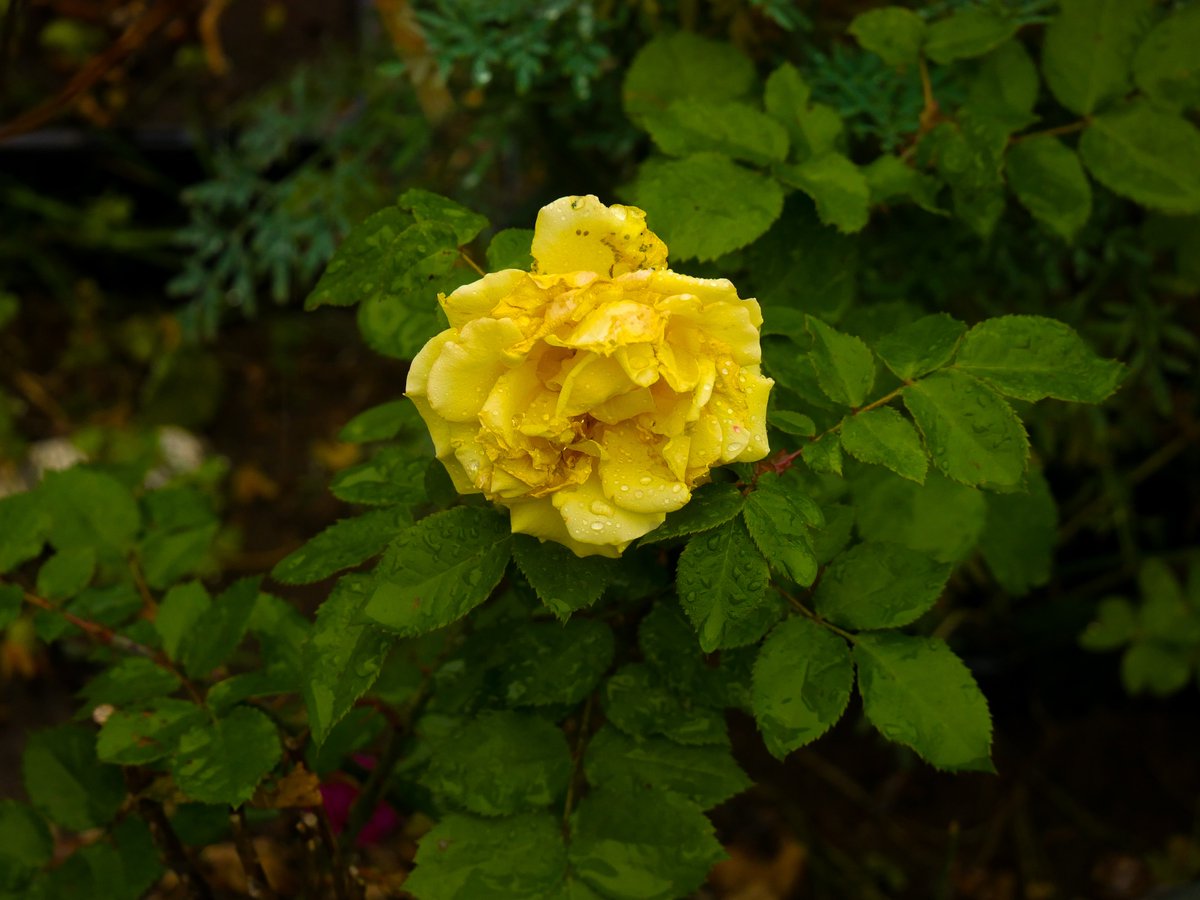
[1080,596,1137,651]
[328,445,428,506]
[1041,0,1152,115]
[676,519,780,653]
[305,207,415,309]
[854,633,994,772]
[840,407,929,483]
[743,474,822,586]
[138,521,218,590]
[0,800,52,891]
[155,581,210,664]
[1080,101,1200,215]
[171,706,281,806]
[804,431,843,476]
[79,657,180,707]
[40,468,140,558]
[815,542,951,630]
[425,712,571,816]
[805,315,875,407]
[603,664,729,746]
[1007,137,1092,241]
[1133,5,1200,110]
[399,188,488,245]
[97,699,206,766]
[922,117,1008,238]
[629,154,784,262]
[569,787,724,900]
[406,813,567,900]
[954,315,1126,403]
[23,725,125,831]
[302,575,391,747]
[863,155,943,214]
[365,507,510,634]
[338,399,424,444]
[491,618,614,707]
[1121,641,1192,696]
[271,507,411,585]
[853,468,985,564]
[777,154,870,233]
[36,548,95,601]
[512,535,615,620]
[763,64,843,161]
[181,577,260,677]
[0,491,50,574]
[623,31,755,125]
[924,9,1018,65]
[751,617,853,758]
[848,7,926,67]
[903,371,1028,487]
[639,482,745,545]
[644,99,789,165]
[980,470,1058,595]
[872,313,966,382]
[968,40,1039,132]
[584,726,750,809]
[486,228,535,272]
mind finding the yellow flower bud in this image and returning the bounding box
[407,195,772,557]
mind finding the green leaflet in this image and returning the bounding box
[979,470,1058,595]
[170,706,282,806]
[155,581,211,664]
[337,399,424,444]
[40,468,140,558]
[805,315,876,407]
[0,801,52,892]
[967,41,1039,133]
[743,473,822,587]
[603,664,729,746]
[643,98,789,166]
[1080,597,1138,652]
[903,370,1029,488]
[423,711,572,816]
[328,445,429,506]
[1133,4,1200,109]
[486,228,535,272]
[22,725,125,832]
[399,188,488,245]
[35,548,95,601]
[954,315,1126,403]
[304,206,416,309]
[96,699,206,766]
[763,64,843,161]
[490,618,615,707]
[872,313,965,382]
[839,407,929,484]
[751,617,853,758]
[365,507,511,635]
[1041,0,1152,115]
[623,32,755,127]
[924,9,1018,65]
[852,468,986,565]
[1006,137,1092,242]
[639,601,754,712]
[627,154,784,262]
[814,542,951,631]
[271,506,411,585]
[776,154,870,233]
[180,577,261,677]
[854,633,994,772]
[639,482,745,545]
[676,519,781,653]
[863,155,943,214]
[512,535,616,620]
[0,491,50,574]
[847,7,925,68]
[78,657,181,707]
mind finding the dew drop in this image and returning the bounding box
[589,500,614,516]
[639,475,653,485]
[671,483,683,493]
[590,521,605,532]
[634,490,645,499]
[619,484,630,492]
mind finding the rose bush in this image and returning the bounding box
[406,195,773,556]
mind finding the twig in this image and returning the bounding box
[900,56,941,161]
[458,249,486,276]
[1010,119,1089,145]
[561,694,595,834]
[134,788,214,900]
[129,557,158,617]
[777,587,857,643]
[230,807,278,900]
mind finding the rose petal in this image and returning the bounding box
[531,195,668,277]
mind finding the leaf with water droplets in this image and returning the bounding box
[854,633,994,772]
[328,445,429,507]
[170,706,282,806]
[814,542,951,631]
[676,519,782,653]
[491,618,615,707]
[603,664,729,746]
[271,506,412,585]
[365,507,511,635]
[752,617,853,759]
[743,474,821,587]
[639,482,745,545]
[512,535,616,620]
[903,370,1028,488]
[839,407,929,484]
[872,313,965,383]
[954,315,1126,403]
[805,315,875,407]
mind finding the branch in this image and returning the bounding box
[561,694,595,834]
[230,807,278,900]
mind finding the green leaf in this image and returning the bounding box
[603,664,729,746]
[302,575,391,747]
[364,507,511,635]
[922,117,1008,238]
[1133,5,1200,110]
[623,32,755,126]
[745,202,857,320]
[271,507,411,585]
[815,542,951,630]
[924,9,1017,65]
[512,535,615,620]
[644,99,789,166]
[569,787,724,900]
[96,699,206,766]
[23,725,125,831]
[48,817,163,900]
[767,410,816,436]
[762,64,843,161]
[639,482,745,545]
[0,491,50,574]
[35,548,95,601]
[1080,596,1137,651]
[751,617,853,759]
[0,584,22,630]
[1041,0,1152,116]
[138,522,218,591]
[181,577,260,677]
[840,407,929,484]
[338,399,424,444]
[305,207,415,309]
[155,581,211,664]
[0,801,52,891]
[863,156,943,214]
[777,154,870,233]
[405,813,566,900]
[967,40,1039,132]
[1080,101,1200,215]
[979,471,1058,595]
[639,602,752,711]
[873,314,966,382]
[852,468,986,564]
[492,618,615,707]
[677,519,780,653]
[854,633,993,772]
[743,475,821,586]
[328,445,429,506]
[40,468,140,558]
[1121,641,1192,696]
[903,371,1028,488]
[1007,137,1092,242]
[805,316,875,407]
[424,712,571,816]
[804,431,843,476]
[398,188,488,245]
[584,727,750,809]
[486,228,535,271]
[79,657,181,707]
[171,706,281,806]
[848,7,926,67]
[954,315,1126,403]
[627,153,784,262]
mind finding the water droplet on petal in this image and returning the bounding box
[639,475,653,485]
[590,521,605,532]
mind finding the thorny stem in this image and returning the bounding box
[230,807,278,900]
[561,693,596,834]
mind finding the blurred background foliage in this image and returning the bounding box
[0,0,1198,897]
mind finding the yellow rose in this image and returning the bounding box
[406,195,773,557]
